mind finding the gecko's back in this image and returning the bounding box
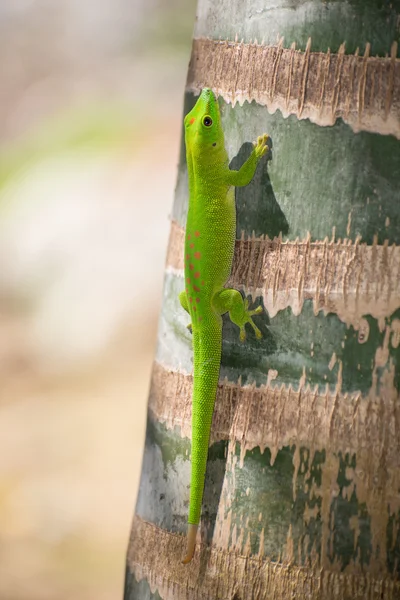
[184,88,236,319]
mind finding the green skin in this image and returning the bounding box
[180,88,269,563]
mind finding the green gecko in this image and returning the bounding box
[179,88,269,564]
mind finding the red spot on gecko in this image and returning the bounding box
[201,281,205,286]
[189,264,194,270]
[186,278,191,284]
[194,251,201,259]
[196,297,200,303]
[186,254,190,260]
[187,234,191,240]
[199,316,203,322]
[194,271,200,279]
[189,117,195,125]
[194,231,200,237]
[189,297,193,303]
[193,284,200,292]
[193,306,197,312]
[190,243,194,249]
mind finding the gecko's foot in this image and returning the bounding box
[253,133,270,159]
[248,319,262,339]
[213,289,263,343]
[254,326,262,339]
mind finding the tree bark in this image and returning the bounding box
[125,1,400,598]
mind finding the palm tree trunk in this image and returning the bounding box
[125,1,400,598]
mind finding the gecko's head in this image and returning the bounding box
[184,88,223,155]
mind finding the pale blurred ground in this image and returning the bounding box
[0,1,196,598]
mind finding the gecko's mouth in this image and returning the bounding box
[200,87,216,108]
[200,87,215,99]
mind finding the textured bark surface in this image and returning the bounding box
[125,0,400,597]
[137,362,400,575]
[187,38,400,138]
[126,516,400,600]
[167,220,400,325]
[148,362,400,466]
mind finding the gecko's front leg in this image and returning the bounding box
[225,134,270,187]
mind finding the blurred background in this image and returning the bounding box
[0,0,196,598]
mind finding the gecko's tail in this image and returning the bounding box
[181,321,222,564]
[182,524,198,564]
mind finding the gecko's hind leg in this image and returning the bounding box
[212,289,263,341]
[179,290,192,333]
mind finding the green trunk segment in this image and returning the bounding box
[124,570,163,600]
[135,417,228,537]
[220,303,400,396]
[329,453,372,571]
[174,95,400,244]
[194,0,400,57]
[158,275,400,396]
[387,512,400,575]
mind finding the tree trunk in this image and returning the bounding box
[125,1,400,598]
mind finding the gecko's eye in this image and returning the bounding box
[203,116,213,127]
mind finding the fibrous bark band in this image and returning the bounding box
[166,220,400,324]
[187,38,400,138]
[127,515,400,600]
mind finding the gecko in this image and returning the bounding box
[179,88,269,564]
